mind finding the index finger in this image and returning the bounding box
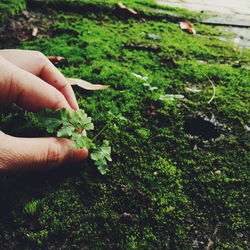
[0,50,79,110]
[39,58,79,110]
[0,57,71,111]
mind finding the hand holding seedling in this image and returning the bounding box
[0,49,88,171]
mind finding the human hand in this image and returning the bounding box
[0,50,88,171]
[0,49,79,111]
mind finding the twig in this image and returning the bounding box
[92,123,109,142]
[204,238,214,250]
[206,76,216,104]
[204,222,221,250]
[202,21,250,29]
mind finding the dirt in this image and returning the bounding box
[0,10,54,49]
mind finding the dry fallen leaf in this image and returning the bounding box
[67,78,110,90]
[179,20,196,34]
[115,2,140,18]
[47,56,65,64]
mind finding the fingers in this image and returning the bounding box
[0,49,79,110]
[39,59,79,110]
[0,57,71,111]
[0,131,88,171]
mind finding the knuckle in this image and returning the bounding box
[0,132,16,171]
[46,140,63,166]
[0,131,6,137]
[33,51,47,64]
[34,50,44,58]
[51,91,69,110]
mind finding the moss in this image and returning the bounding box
[0,0,249,249]
[0,0,26,24]
[27,0,198,20]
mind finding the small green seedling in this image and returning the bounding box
[32,109,111,175]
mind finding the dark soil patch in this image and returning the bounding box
[184,116,221,140]
[0,9,54,49]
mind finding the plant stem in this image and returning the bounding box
[92,123,109,142]
[206,76,216,104]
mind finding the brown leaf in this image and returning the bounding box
[179,20,196,34]
[67,78,110,90]
[115,2,140,18]
[47,56,65,64]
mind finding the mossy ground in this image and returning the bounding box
[0,0,26,24]
[0,1,249,249]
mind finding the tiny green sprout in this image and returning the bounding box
[143,82,158,91]
[32,109,111,175]
[23,200,40,216]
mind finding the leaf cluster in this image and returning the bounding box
[33,109,111,174]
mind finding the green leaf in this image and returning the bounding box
[68,110,94,131]
[90,140,112,174]
[57,124,75,137]
[90,151,100,161]
[100,140,112,161]
[72,133,93,149]
[43,118,62,133]
[60,109,70,122]
[84,122,94,130]
[33,109,62,133]
[69,110,83,124]
[96,159,108,175]
[32,108,110,175]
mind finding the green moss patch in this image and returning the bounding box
[0,0,26,24]
[27,0,198,21]
[0,1,249,249]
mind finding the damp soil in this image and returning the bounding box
[184,116,221,140]
[0,9,55,49]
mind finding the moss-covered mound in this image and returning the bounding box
[0,0,249,249]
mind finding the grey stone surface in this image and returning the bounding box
[157,0,250,48]
[157,0,250,25]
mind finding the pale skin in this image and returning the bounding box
[0,49,88,171]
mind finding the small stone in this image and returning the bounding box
[214,170,221,175]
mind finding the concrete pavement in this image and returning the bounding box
[157,0,250,48]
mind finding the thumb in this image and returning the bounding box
[0,131,88,171]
